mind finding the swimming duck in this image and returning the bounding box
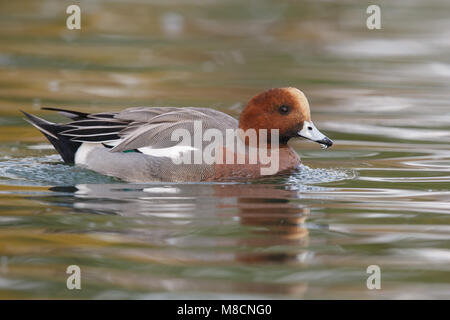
[23,87,333,182]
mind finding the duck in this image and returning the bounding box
[23,87,333,182]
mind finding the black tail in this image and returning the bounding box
[22,111,81,164]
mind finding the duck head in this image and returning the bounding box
[239,87,333,148]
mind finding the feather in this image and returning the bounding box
[61,127,124,137]
[109,107,238,152]
[66,119,127,127]
[70,134,121,143]
[41,107,90,120]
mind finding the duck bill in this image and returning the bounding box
[298,121,333,149]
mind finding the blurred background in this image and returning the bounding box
[0,0,450,299]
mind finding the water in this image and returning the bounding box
[1,0,450,299]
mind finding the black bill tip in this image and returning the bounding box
[318,137,333,149]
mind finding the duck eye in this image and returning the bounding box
[308,126,313,130]
[278,105,290,115]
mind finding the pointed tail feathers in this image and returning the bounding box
[40,107,90,120]
[22,111,81,164]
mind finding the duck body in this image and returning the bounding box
[23,88,332,182]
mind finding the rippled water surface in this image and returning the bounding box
[1,0,450,299]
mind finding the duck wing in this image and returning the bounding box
[53,106,238,152]
[109,107,238,152]
[56,110,130,143]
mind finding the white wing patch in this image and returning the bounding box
[138,145,197,161]
[75,142,197,165]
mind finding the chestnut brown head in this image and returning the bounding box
[239,87,333,147]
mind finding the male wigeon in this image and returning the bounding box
[23,87,333,182]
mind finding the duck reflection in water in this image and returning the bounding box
[45,182,312,297]
[48,183,311,260]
